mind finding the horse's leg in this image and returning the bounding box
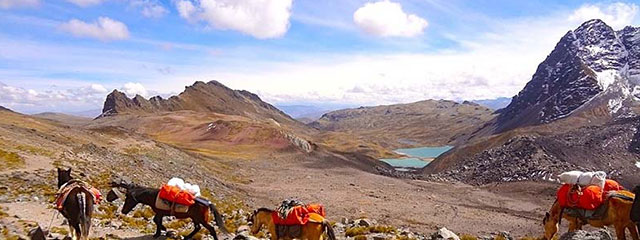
[567,218,581,232]
[616,223,628,240]
[628,222,639,240]
[184,223,202,240]
[152,214,165,238]
[202,221,219,240]
[68,225,76,240]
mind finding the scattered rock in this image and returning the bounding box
[559,229,612,240]
[431,227,460,240]
[355,218,373,227]
[28,227,45,240]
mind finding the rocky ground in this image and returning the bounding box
[427,117,640,187]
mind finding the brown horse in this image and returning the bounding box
[249,208,336,240]
[56,168,95,240]
[543,190,639,240]
[108,182,228,240]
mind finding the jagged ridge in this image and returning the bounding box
[100,80,295,125]
[496,19,640,133]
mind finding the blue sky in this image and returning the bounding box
[1,0,640,114]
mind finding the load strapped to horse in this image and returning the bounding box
[108,177,228,240]
[249,199,335,240]
[156,177,201,213]
[543,170,638,240]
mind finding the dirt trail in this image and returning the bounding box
[233,153,555,238]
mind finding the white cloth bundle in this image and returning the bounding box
[558,171,607,189]
[558,171,582,185]
[167,177,201,197]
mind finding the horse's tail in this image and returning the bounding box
[77,192,91,239]
[322,219,336,240]
[209,203,229,234]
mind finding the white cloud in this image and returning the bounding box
[353,0,428,37]
[121,82,148,97]
[569,2,639,29]
[0,0,39,9]
[0,82,109,113]
[59,17,130,41]
[174,0,292,39]
[65,0,105,7]
[131,0,169,18]
[159,2,640,107]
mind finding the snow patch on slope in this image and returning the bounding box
[596,69,619,91]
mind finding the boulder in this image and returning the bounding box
[431,227,460,240]
[559,230,612,240]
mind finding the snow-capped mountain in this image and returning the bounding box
[496,19,640,132]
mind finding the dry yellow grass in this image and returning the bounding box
[0,149,24,169]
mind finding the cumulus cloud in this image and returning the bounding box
[131,0,169,18]
[353,0,428,37]
[65,0,105,7]
[0,82,108,113]
[121,82,148,97]
[59,17,130,41]
[569,2,639,29]
[174,0,293,39]
[0,0,39,9]
[164,2,640,107]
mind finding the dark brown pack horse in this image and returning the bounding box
[57,168,95,240]
[107,182,228,239]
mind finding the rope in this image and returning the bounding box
[46,211,59,237]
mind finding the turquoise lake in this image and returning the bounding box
[380,146,453,169]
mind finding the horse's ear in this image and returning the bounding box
[66,168,72,172]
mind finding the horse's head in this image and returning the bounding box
[121,188,140,214]
[633,185,640,195]
[57,168,72,188]
[249,208,270,235]
[107,181,140,214]
[542,211,558,240]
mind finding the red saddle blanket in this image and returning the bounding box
[55,180,102,211]
[159,184,195,206]
[557,179,623,210]
[272,204,326,225]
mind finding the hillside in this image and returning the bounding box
[32,112,92,126]
[309,100,494,149]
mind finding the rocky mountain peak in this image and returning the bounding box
[99,81,296,125]
[494,19,640,133]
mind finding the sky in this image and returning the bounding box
[1,0,640,114]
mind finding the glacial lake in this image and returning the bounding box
[380,146,453,169]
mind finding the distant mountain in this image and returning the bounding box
[309,100,495,148]
[276,105,331,120]
[100,80,298,126]
[493,19,640,133]
[0,105,10,112]
[471,97,511,110]
[32,112,91,126]
[67,109,102,118]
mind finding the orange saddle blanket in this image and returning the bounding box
[55,180,102,211]
[557,179,623,210]
[272,204,326,225]
[159,184,195,206]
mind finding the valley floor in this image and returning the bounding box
[1,149,561,239]
[235,153,555,238]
